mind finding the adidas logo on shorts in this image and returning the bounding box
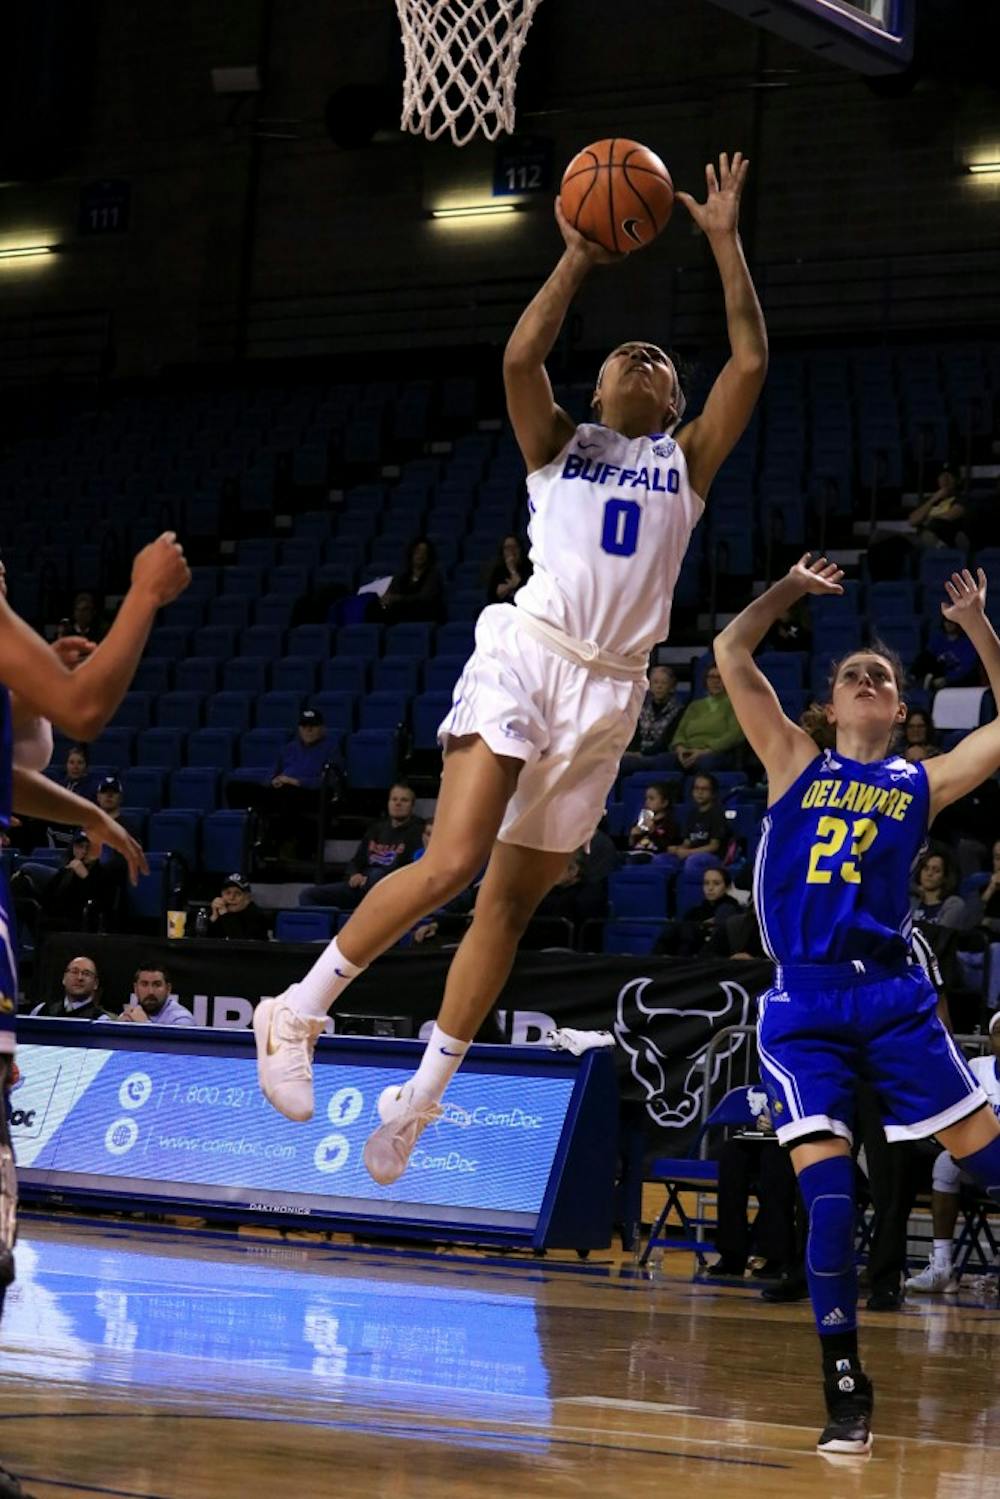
[821,1307,848,1328]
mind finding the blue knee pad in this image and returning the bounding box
[798,1155,859,1335]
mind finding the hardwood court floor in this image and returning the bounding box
[1,1218,999,1499]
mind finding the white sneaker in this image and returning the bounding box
[904,1260,958,1294]
[363,1082,443,1186]
[253,993,326,1122]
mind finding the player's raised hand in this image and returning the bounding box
[788,553,845,596]
[941,567,987,627]
[676,151,749,239]
[131,532,191,608]
[83,810,149,886]
[51,635,96,669]
[554,197,627,266]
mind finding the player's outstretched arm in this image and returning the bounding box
[12,767,148,884]
[675,153,767,499]
[715,555,839,792]
[924,569,1000,818]
[503,200,621,474]
[0,533,189,741]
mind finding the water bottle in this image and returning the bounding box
[637,808,655,832]
[194,907,209,938]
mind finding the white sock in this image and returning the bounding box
[287,939,365,1020]
[408,1024,470,1105]
[932,1238,953,1270]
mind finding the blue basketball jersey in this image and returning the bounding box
[753,748,929,966]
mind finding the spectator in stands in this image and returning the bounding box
[47,745,98,849]
[914,614,980,691]
[666,772,729,863]
[904,1009,1000,1295]
[902,708,941,764]
[65,589,106,642]
[376,538,445,624]
[627,782,679,855]
[119,963,195,1026]
[965,838,1000,936]
[13,830,118,936]
[96,775,124,822]
[201,874,271,941]
[662,663,745,771]
[654,864,742,957]
[486,534,532,605]
[531,849,608,943]
[300,784,424,910]
[28,955,109,1020]
[706,898,767,961]
[763,597,811,654]
[707,1089,801,1281]
[907,467,966,550]
[228,708,336,859]
[910,850,967,930]
[620,665,686,773]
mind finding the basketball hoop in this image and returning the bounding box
[395,0,543,147]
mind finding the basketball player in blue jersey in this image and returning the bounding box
[256,151,768,1185]
[715,556,1000,1457]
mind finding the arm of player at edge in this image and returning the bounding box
[0,533,189,742]
[714,555,843,792]
[503,199,623,475]
[924,568,1000,820]
[675,152,768,500]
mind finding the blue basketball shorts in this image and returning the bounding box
[0,870,18,1056]
[757,959,986,1147]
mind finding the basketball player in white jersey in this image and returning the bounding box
[256,151,768,1184]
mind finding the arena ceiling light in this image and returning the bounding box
[429,203,518,220]
[0,245,55,260]
[967,161,1000,176]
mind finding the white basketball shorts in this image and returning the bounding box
[438,604,645,853]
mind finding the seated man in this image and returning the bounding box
[300,783,424,910]
[662,662,745,772]
[199,874,271,941]
[906,1009,1000,1293]
[27,954,110,1020]
[228,708,337,858]
[119,962,196,1026]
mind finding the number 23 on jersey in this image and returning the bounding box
[806,815,879,884]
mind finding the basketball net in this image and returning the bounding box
[395,0,543,147]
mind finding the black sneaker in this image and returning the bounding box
[704,1257,745,1277]
[817,1360,874,1455]
[760,1270,809,1302]
[866,1288,903,1312]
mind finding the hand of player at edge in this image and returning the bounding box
[787,553,845,597]
[554,197,627,266]
[941,568,987,629]
[676,152,749,239]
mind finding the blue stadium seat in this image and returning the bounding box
[223,657,270,695]
[385,623,435,660]
[122,767,167,813]
[360,693,409,732]
[210,595,253,631]
[275,908,340,943]
[919,549,967,596]
[609,866,671,920]
[206,692,254,733]
[118,808,149,845]
[373,657,421,695]
[89,727,135,767]
[123,851,177,926]
[243,625,286,660]
[271,656,318,694]
[310,692,358,734]
[423,655,466,693]
[202,810,253,875]
[132,659,173,694]
[254,594,296,631]
[173,658,220,694]
[603,919,664,956]
[869,580,917,617]
[221,565,264,598]
[874,619,922,662]
[239,728,286,772]
[147,626,190,659]
[193,626,238,660]
[756,652,806,696]
[449,588,484,621]
[286,625,332,659]
[269,565,310,596]
[412,692,451,750]
[148,809,201,866]
[137,728,186,769]
[156,692,204,732]
[320,657,369,695]
[112,691,154,732]
[159,597,205,634]
[346,730,399,789]
[169,768,220,814]
[256,691,304,731]
[336,624,382,661]
[436,623,476,658]
[187,728,237,772]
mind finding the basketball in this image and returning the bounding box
[560,138,674,255]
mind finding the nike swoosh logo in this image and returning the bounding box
[622,217,644,245]
[578,441,600,450]
[440,1047,464,1056]
[334,967,347,978]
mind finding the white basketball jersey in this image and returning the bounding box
[515,423,703,660]
[969,1055,1000,1117]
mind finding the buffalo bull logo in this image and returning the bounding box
[613,975,753,1131]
